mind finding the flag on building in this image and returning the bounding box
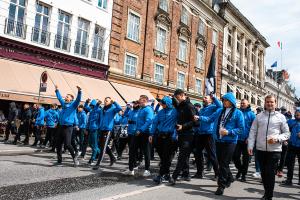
[271,61,277,68]
[277,41,283,50]
[205,46,216,95]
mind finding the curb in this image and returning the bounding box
[0,149,45,156]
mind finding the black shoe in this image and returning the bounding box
[183,175,191,182]
[12,141,17,145]
[225,181,231,188]
[162,174,170,182]
[236,171,241,180]
[169,177,176,186]
[281,179,292,186]
[192,173,203,179]
[153,175,162,185]
[110,157,116,166]
[92,164,100,170]
[241,176,246,182]
[206,165,212,171]
[215,187,224,195]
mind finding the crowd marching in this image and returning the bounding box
[1,85,300,200]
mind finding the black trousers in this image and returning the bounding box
[156,135,174,176]
[5,123,17,140]
[277,144,288,171]
[216,142,236,189]
[257,150,280,199]
[79,128,88,156]
[233,140,250,176]
[172,134,194,180]
[43,127,56,147]
[116,137,129,157]
[129,134,150,171]
[56,126,76,163]
[286,145,300,181]
[96,131,115,165]
[194,134,219,175]
[33,126,43,145]
[71,128,78,154]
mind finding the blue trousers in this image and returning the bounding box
[89,129,100,161]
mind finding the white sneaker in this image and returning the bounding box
[143,170,151,177]
[123,170,134,176]
[133,166,139,170]
[253,172,261,178]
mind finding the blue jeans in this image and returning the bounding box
[89,129,100,161]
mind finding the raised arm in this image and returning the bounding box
[55,85,65,107]
[72,86,82,108]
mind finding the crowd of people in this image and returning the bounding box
[0,86,299,200]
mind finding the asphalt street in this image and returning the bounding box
[0,144,299,200]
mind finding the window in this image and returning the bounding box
[198,20,205,36]
[196,49,204,69]
[177,72,185,89]
[178,39,187,62]
[236,88,242,100]
[127,11,140,42]
[159,0,168,12]
[55,10,71,51]
[237,35,241,53]
[212,30,218,45]
[251,96,256,104]
[98,0,107,9]
[6,0,26,38]
[124,54,137,76]
[227,84,233,93]
[154,64,164,84]
[244,92,249,101]
[195,79,202,94]
[227,29,232,47]
[75,18,90,56]
[156,27,167,53]
[32,2,50,45]
[92,25,106,61]
[181,6,189,25]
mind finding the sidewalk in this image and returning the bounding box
[0,142,45,156]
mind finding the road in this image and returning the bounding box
[0,145,299,200]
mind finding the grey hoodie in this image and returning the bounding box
[248,110,290,152]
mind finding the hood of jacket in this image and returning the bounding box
[162,96,173,109]
[222,92,236,107]
[90,99,97,107]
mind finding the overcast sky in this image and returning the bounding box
[230,0,300,97]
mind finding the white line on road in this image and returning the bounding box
[101,185,166,200]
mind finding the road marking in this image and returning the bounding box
[101,185,166,200]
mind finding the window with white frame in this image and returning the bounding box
[98,0,107,9]
[124,54,137,76]
[212,30,218,45]
[195,79,202,94]
[156,27,167,53]
[127,11,140,42]
[178,39,187,62]
[55,10,71,51]
[154,63,164,84]
[92,25,106,61]
[180,6,189,25]
[198,20,205,36]
[32,2,50,45]
[159,0,168,12]
[7,0,26,38]
[228,29,232,47]
[196,48,204,69]
[177,72,185,89]
[75,18,90,56]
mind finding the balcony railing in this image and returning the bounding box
[91,47,105,62]
[54,34,71,52]
[4,18,27,39]
[31,27,50,46]
[74,41,89,57]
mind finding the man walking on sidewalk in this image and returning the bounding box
[248,95,290,200]
[55,85,82,167]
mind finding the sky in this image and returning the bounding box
[230,0,300,97]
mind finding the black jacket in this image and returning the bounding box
[8,102,18,123]
[21,108,32,123]
[176,98,198,135]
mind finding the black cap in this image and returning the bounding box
[174,89,184,96]
[194,103,201,107]
[256,107,263,112]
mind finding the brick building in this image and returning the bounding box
[108,0,226,102]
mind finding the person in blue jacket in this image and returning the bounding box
[123,100,141,175]
[282,110,300,186]
[32,104,45,147]
[76,105,87,158]
[233,99,256,182]
[84,99,102,165]
[55,85,81,167]
[43,103,59,150]
[150,96,177,184]
[127,95,154,177]
[193,94,222,179]
[93,97,122,169]
[196,92,245,195]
